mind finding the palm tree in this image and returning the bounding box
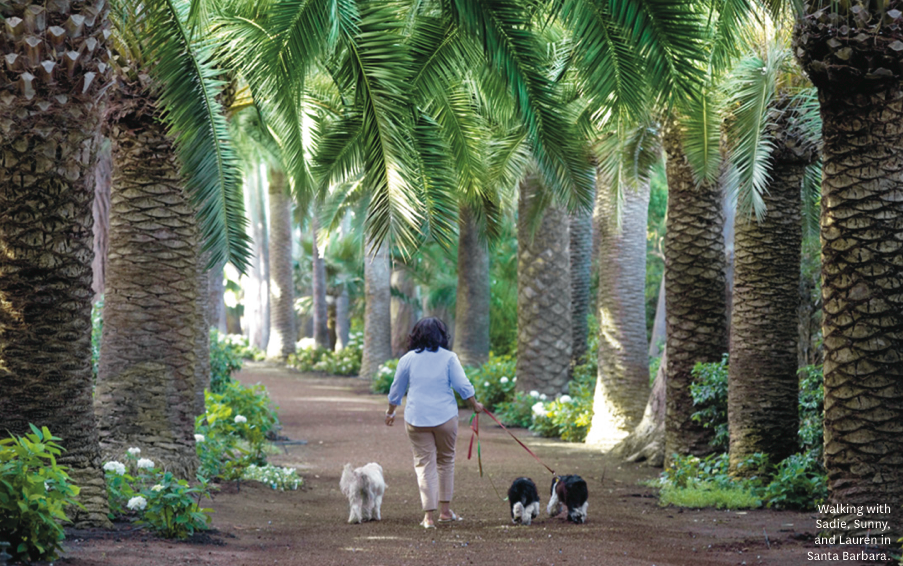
[267,168,297,359]
[516,170,573,395]
[722,43,820,473]
[310,212,330,350]
[0,0,114,525]
[454,206,491,367]
[570,202,595,366]
[359,241,393,380]
[391,265,417,357]
[794,0,903,539]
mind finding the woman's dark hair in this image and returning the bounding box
[408,317,450,353]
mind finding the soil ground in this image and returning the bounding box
[55,364,876,566]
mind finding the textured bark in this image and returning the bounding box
[335,286,351,350]
[570,195,594,366]
[728,161,803,473]
[360,242,392,380]
[648,277,666,359]
[454,206,491,367]
[391,266,416,358]
[516,172,572,396]
[267,169,296,359]
[311,213,329,350]
[92,141,112,302]
[793,6,903,540]
[611,349,667,467]
[662,127,728,465]
[96,90,201,479]
[195,250,213,414]
[0,0,112,526]
[586,180,651,448]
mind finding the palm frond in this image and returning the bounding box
[724,45,787,221]
[445,0,595,212]
[144,0,252,271]
[681,83,724,184]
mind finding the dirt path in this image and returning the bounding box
[59,364,862,566]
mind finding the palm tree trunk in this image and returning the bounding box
[0,0,111,526]
[391,266,416,357]
[195,250,213,414]
[208,258,228,333]
[360,241,392,380]
[727,125,809,474]
[267,169,297,359]
[611,348,667,467]
[795,11,903,538]
[516,171,572,396]
[662,126,727,464]
[96,92,200,479]
[454,206,491,367]
[244,165,269,351]
[311,213,330,350]
[570,194,595,366]
[648,277,666,359]
[586,179,651,448]
[93,141,112,302]
[335,285,351,350]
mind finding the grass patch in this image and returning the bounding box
[659,485,762,509]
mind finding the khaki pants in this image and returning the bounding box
[406,416,458,511]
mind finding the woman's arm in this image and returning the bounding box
[386,356,409,426]
[464,396,484,413]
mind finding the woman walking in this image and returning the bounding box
[385,317,484,528]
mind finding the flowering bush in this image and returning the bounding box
[494,391,535,428]
[242,464,303,491]
[524,363,595,442]
[371,359,399,394]
[0,426,82,563]
[288,332,363,376]
[102,449,212,539]
[467,354,516,410]
[210,329,245,393]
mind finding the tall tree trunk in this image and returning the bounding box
[311,213,330,350]
[794,9,903,541]
[586,179,651,448]
[0,0,112,525]
[267,169,296,359]
[208,259,227,333]
[516,172,572,396]
[648,277,666,359]
[391,266,416,357]
[611,349,667,467]
[244,165,269,351]
[195,250,212,414]
[96,91,200,479]
[335,285,351,350]
[422,298,455,347]
[570,193,595,366]
[662,126,727,465]
[360,241,392,380]
[454,206,491,367]
[728,108,811,474]
[92,140,112,303]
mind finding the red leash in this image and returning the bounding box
[468,409,555,476]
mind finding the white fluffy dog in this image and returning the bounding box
[340,462,385,524]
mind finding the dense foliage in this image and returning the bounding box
[288,332,364,376]
[0,426,81,562]
[689,354,730,450]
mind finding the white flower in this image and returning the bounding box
[484,381,490,387]
[194,434,205,443]
[540,393,548,401]
[529,390,540,398]
[500,377,509,384]
[127,496,147,511]
[151,484,164,492]
[127,447,141,456]
[559,395,573,404]
[234,415,248,424]
[103,461,126,475]
[532,402,547,417]
[513,377,517,383]
[44,481,51,492]
[136,458,155,470]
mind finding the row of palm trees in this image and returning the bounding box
[1,0,901,544]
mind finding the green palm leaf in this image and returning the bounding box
[143,0,252,271]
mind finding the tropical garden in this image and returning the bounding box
[1,0,902,563]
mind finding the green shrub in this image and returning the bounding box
[798,365,824,457]
[469,354,517,410]
[242,464,303,491]
[210,329,244,393]
[288,332,363,376]
[760,450,826,510]
[494,391,535,428]
[526,363,595,442]
[221,333,265,361]
[0,426,82,562]
[195,381,279,480]
[372,359,399,394]
[658,485,762,509]
[689,354,729,450]
[103,450,212,539]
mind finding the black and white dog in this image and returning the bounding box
[547,475,588,524]
[507,477,541,525]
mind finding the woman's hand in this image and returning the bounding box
[472,400,484,414]
[385,413,396,426]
